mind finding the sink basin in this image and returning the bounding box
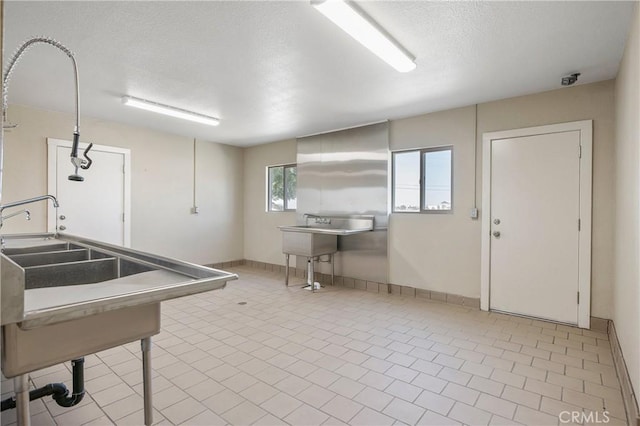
[278,214,374,257]
[281,231,337,257]
[278,215,374,236]
[6,244,157,289]
[23,258,118,289]
[9,248,90,267]
[278,225,372,235]
[0,232,238,378]
[2,242,72,256]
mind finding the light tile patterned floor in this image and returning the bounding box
[0,265,628,425]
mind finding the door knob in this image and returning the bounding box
[59,225,67,231]
[493,231,501,238]
[59,215,66,220]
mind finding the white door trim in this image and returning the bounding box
[47,138,132,247]
[481,120,593,328]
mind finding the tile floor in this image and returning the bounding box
[0,265,628,426]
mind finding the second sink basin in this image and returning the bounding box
[2,242,71,256]
[9,248,90,267]
[5,243,158,290]
[282,231,337,257]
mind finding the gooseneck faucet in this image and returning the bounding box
[1,36,92,199]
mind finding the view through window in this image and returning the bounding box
[392,147,452,213]
[268,164,297,211]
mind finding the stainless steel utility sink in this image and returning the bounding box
[281,231,337,257]
[278,214,374,256]
[1,232,238,378]
[278,215,374,236]
[278,225,371,236]
[278,215,375,289]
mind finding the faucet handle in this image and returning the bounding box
[80,143,93,170]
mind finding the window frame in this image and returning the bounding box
[392,145,453,214]
[267,163,297,212]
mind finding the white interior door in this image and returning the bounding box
[47,139,131,246]
[481,121,592,328]
[490,131,580,324]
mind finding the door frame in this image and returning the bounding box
[480,120,592,328]
[47,138,132,247]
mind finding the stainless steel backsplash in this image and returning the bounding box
[296,122,389,283]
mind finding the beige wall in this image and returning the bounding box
[2,104,244,264]
[389,106,479,299]
[614,3,640,402]
[391,81,615,319]
[3,78,619,323]
[243,138,297,265]
[244,81,616,319]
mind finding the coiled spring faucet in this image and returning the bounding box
[2,36,92,184]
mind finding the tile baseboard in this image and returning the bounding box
[589,316,609,333]
[230,262,615,333]
[609,320,640,426]
[206,259,246,269]
[242,259,480,309]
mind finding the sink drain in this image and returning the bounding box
[237,301,247,305]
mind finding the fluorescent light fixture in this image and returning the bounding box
[312,0,416,73]
[122,96,220,126]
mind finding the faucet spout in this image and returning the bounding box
[0,195,59,213]
[0,195,58,229]
[0,208,31,225]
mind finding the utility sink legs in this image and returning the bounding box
[279,214,373,291]
[142,337,153,426]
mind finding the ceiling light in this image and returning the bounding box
[122,96,220,126]
[312,0,416,73]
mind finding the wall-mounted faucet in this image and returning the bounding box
[1,209,30,223]
[0,195,58,230]
[0,209,30,229]
[303,213,332,225]
[1,36,92,201]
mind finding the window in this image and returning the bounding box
[268,164,297,211]
[392,150,420,212]
[392,146,452,213]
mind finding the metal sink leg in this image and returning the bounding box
[142,337,153,426]
[303,257,322,292]
[308,258,314,292]
[331,254,334,286]
[14,374,30,426]
[285,254,290,286]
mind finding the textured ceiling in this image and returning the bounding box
[3,1,635,147]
